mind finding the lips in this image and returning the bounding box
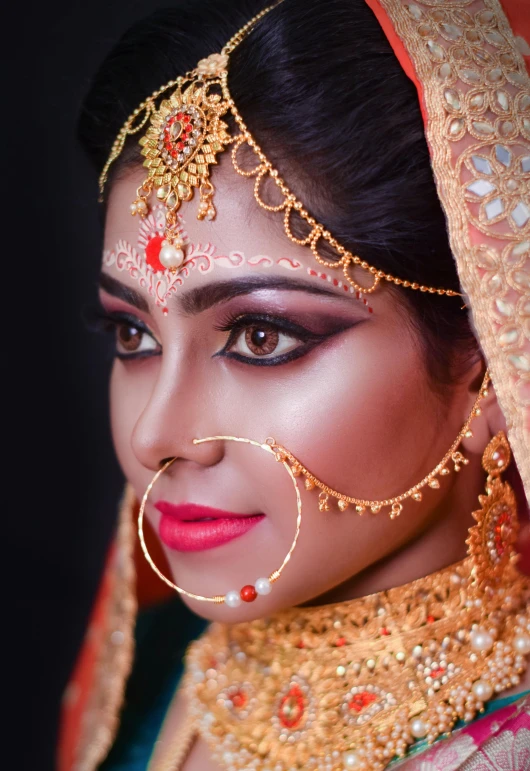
[155,501,265,552]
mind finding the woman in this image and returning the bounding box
[60,0,530,769]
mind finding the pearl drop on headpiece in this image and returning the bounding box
[159,244,185,270]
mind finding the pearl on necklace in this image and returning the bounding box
[470,628,494,653]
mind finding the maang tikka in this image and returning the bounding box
[99,1,461,296]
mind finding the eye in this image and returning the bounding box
[229,322,300,359]
[88,308,161,360]
[115,320,159,357]
[215,311,363,367]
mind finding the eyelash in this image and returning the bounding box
[88,309,161,361]
[89,308,351,367]
[214,312,337,367]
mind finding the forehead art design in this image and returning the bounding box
[99,9,459,298]
[103,203,374,314]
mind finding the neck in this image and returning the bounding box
[306,451,485,606]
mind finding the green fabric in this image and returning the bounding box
[99,597,206,771]
[100,597,529,770]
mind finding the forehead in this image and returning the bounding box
[102,158,373,312]
[105,158,301,262]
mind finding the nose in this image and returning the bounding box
[130,357,225,472]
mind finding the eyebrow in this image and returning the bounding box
[99,271,363,316]
[99,272,149,312]
[178,275,358,315]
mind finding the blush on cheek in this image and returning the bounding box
[261,328,440,505]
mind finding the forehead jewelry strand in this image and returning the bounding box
[99,0,460,298]
[137,435,301,607]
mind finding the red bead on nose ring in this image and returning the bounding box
[240,585,258,603]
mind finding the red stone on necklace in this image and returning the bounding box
[349,691,377,713]
[278,685,305,728]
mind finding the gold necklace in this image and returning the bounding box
[154,559,529,771]
[176,562,528,771]
[151,436,529,771]
[148,432,530,771]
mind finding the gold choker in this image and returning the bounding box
[147,433,530,771]
[176,558,529,771]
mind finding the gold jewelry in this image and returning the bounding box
[138,435,302,606]
[99,2,460,297]
[152,434,529,771]
[466,430,519,589]
[270,371,490,519]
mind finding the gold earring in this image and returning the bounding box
[466,431,519,588]
[269,371,490,519]
[138,435,302,608]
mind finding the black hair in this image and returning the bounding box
[79,0,480,386]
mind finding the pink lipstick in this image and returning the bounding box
[155,501,264,552]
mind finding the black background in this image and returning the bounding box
[12,2,171,767]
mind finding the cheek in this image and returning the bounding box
[109,361,156,480]
[228,322,438,502]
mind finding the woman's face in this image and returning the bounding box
[101,161,481,621]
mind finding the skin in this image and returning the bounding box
[100,161,529,770]
[101,158,513,620]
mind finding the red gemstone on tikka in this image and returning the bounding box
[427,615,435,624]
[278,685,305,729]
[230,690,247,709]
[177,112,184,120]
[240,585,257,602]
[430,666,445,678]
[335,637,346,647]
[145,235,165,272]
[380,627,390,636]
[177,141,185,150]
[183,114,190,122]
[348,691,377,713]
[185,123,193,132]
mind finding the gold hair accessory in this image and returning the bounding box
[270,371,490,519]
[99,2,460,296]
[138,435,301,606]
[152,431,529,771]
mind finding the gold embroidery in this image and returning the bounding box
[374,0,530,501]
[73,487,137,771]
[178,559,529,771]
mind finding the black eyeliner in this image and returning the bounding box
[214,312,325,343]
[87,306,161,360]
[214,311,361,367]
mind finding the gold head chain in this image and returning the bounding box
[98,1,461,297]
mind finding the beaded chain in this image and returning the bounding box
[98,0,461,298]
